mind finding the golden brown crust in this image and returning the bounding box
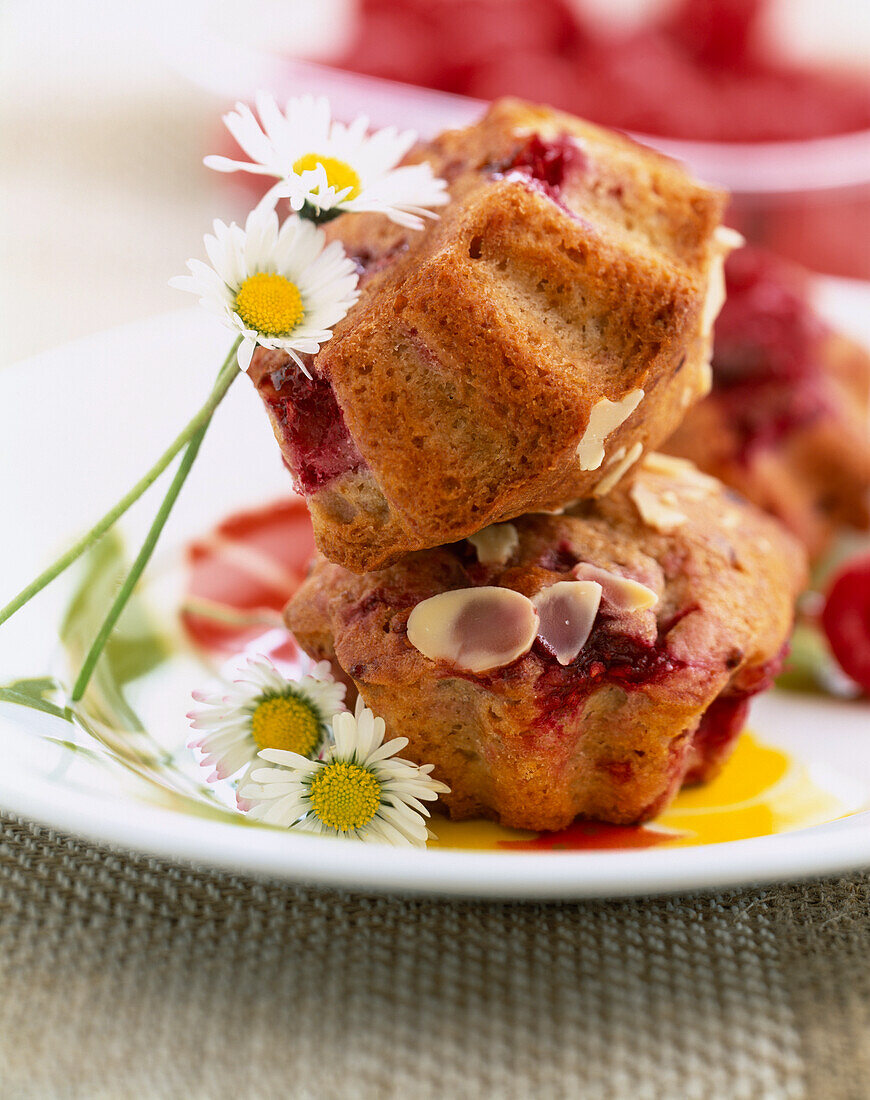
[250,98,729,573]
[285,459,806,831]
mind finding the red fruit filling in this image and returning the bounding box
[536,540,583,574]
[347,239,409,285]
[491,134,584,206]
[532,628,685,726]
[684,644,787,782]
[259,365,365,496]
[684,694,751,784]
[505,134,582,191]
[711,247,831,459]
[252,243,418,498]
[821,552,870,693]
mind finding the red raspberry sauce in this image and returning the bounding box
[182,498,314,656]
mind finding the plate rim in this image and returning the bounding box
[0,712,868,900]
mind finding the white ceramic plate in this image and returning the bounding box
[0,293,868,900]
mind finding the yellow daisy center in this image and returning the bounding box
[308,762,381,832]
[234,273,303,337]
[250,694,321,756]
[293,154,361,201]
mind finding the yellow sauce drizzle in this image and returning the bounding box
[429,733,844,851]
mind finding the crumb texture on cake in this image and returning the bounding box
[285,459,806,831]
[249,98,731,573]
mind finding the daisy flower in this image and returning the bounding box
[239,697,450,847]
[170,203,359,372]
[204,92,449,230]
[188,655,345,791]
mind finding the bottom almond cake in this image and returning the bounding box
[285,454,807,831]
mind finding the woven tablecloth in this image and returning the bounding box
[1,814,868,1099]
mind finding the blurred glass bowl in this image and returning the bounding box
[161,6,870,280]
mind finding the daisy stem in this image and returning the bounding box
[71,341,243,702]
[71,420,212,701]
[0,339,241,630]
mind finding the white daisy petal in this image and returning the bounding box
[244,207,278,273]
[256,747,318,771]
[284,347,313,378]
[203,154,277,176]
[383,791,432,819]
[364,736,410,764]
[364,816,416,847]
[250,796,302,827]
[236,338,255,373]
[239,702,448,847]
[195,727,246,751]
[173,203,359,375]
[255,90,291,156]
[203,93,447,228]
[373,808,428,847]
[213,742,258,780]
[224,101,281,172]
[188,655,346,784]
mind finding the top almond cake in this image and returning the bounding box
[248,98,734,572]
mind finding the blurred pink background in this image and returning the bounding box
[3,0,869,366]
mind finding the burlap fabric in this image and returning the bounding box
[1,813,868,1100]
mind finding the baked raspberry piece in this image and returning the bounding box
[285,454,806,831]
[664,246,870,561]
[822,552,870,694]
[249,99,732,573]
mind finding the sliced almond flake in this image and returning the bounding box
[593,441,644,497]
[532,504,571,516]
[533,581,602,666]
[467,522,519,566]
[696,359,713,399]
[641,452,719,492]
[576,390,644,471]
[701,226,744,338]
[571,563,658,612]
[630,481,688,533]
[407,587,538,674]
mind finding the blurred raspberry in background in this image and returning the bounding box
[822,553,870,695]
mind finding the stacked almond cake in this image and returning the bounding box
[249,100,806,831]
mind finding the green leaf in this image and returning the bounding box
[0,676,68,720]
[776,623,830,695]
[59,531,168,729]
